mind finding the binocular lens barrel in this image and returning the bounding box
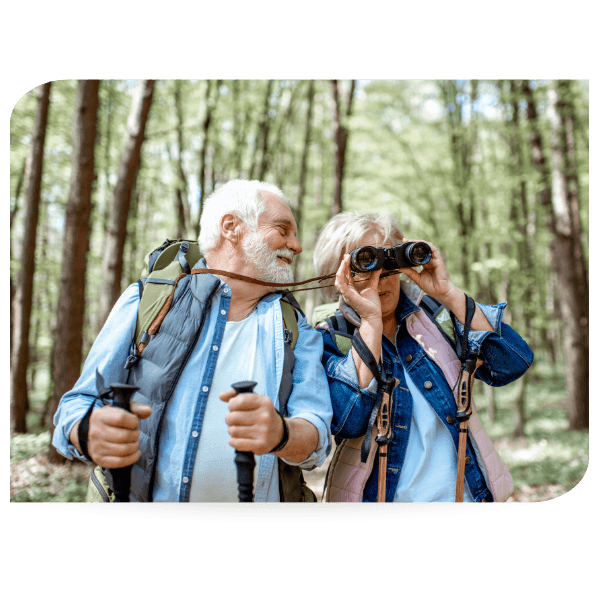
[403,242,432,266]
[349,242,432,273]
[352,246,380,272]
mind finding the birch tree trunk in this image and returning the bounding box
[10,82,51,434]
[47,80,100,461]
[99,80,155,326]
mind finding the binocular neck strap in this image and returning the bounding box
[459,294,477,364]
[190,268,334,289]
[351,329,384,387]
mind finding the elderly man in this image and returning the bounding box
[52,180,332,502]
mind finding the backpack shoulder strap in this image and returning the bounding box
[419,293,479,362]
[280,298,299,350]
[322,310,354,355]
[419,294,458,352]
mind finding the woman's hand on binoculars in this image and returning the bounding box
[399,238,459,305]
[335,254,383,324]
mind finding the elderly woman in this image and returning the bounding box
[313,212,533,502]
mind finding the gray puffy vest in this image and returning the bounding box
[108,268,297,502]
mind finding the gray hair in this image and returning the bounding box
[198,179,288,254]
[313,211,404,301]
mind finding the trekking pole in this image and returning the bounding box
[454,359,477,502]
[231,381,257,503]
[108,383,140,503]
[375,377,397,502]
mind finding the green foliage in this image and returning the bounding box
[10,432,90,502]
[11,431,51,462]
[473,362,588,500]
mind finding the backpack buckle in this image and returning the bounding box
[124,354,139,370]
[283,329,293,345]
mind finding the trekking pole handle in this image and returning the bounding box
[231,381,257,503]
[109,383,139,503]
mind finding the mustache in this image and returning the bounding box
[276,249,295,263]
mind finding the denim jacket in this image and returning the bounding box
[319,288,533,502]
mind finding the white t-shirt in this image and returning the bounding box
[394,366,473,502]
[189,310,266,502]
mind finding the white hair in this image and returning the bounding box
[313,211,404,301]
[198,179,288,254]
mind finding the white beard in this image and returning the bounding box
[242,231,294,284]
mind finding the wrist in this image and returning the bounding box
[69,421,82,453]
[436,285,464,311]
[359,317,383,334]
[269,409,289,454]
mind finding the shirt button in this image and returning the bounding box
[446,416,455,424]
[221,310,226,315]
[406,355,413,363]
[465,456,471,465]
[192,431,199,438]
[202,386,209,392]
[182,477,189,484]
[424,381,433,390]
[223,286,230,294]
[212,345,219,351]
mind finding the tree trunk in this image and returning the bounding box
[173,80,191,238]
[233,80,250,178]
[196,80,221,237]
[523,80,556,364]
[331,80,355,216]
[546,82,589,430]
[440,80,474,289]
[10,157,27,356]
[47,80,100,462]
[248,80,273,181]
[99,80,155,326]
[293,80,315,280]
[10,82,51,434]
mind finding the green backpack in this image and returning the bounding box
[87,239,316,502]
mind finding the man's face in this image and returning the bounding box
[242,193,302,284]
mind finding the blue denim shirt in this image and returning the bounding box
[53,280,332,502]
[320,290,533,502]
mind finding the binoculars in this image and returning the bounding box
[349,242,432,273]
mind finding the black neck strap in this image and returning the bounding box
[459,294,476,365]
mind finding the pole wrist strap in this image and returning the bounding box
[77,400,96,462]
[269,409,290,453]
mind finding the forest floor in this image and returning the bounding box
[10,361,588,503]
[9,431,586,503]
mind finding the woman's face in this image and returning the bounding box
[346,231,401,321]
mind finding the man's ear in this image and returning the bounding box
[220,213,243,244]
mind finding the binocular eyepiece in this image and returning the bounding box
[349,242,432,273]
